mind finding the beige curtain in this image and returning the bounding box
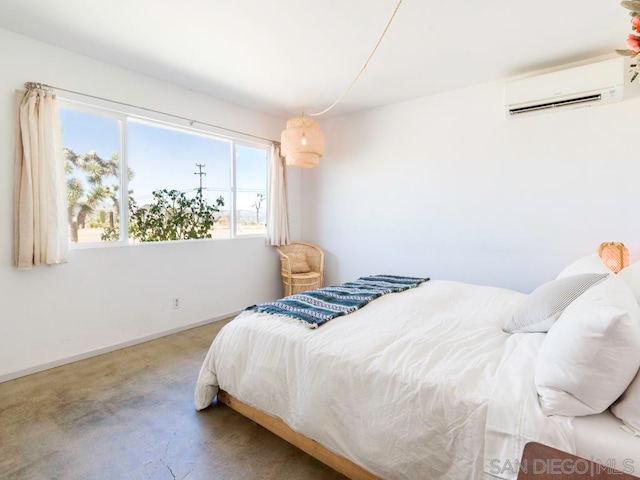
[14,85,68,269]
[266,144,290,246]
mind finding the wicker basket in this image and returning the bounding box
[598,242,629,274]
[276,242,325,296]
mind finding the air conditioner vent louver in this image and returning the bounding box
[508,94,602,116]
[504,58,624,119]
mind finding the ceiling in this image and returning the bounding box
[0,0,627,119]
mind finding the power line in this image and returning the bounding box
[194,163,207,192]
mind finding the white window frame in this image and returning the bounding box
[233,139,269,238]
[58,98,270,248]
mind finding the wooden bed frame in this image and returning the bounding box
[217,390,380,480]
[218,391,638,480]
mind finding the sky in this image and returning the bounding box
[59,108,267,213]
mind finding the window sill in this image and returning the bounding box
[68,234,267,249]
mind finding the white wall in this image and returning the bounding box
[302,75,640,293]
[0,28,301,381]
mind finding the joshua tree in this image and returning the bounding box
[64,148,120,242]
[252,193,265,224]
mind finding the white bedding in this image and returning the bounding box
[195,280,574,479]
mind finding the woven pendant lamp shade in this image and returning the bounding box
[281,117,324,168]
[598,242,629,273]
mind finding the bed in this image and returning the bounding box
[194,279,593,479]
[573,411,640,476]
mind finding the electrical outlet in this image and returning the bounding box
[172,298,180,309]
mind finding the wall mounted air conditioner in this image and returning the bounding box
[504,58,624,118]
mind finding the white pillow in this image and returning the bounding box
[607,262,640,435]
[612,370,640,436]
[619,260,640,305]
[535,274,640,416]
[556,253,610,279]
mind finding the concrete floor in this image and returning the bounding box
[0,320,346,480]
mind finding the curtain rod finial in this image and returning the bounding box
[24,82,52,91]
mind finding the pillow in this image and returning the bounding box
[503,273,609,333]
[608,261,640,435]
[612,370,640,436]
[288,252,311,274]
[556,253,610,279]
[619,260,640,304]
[535,274,640,416]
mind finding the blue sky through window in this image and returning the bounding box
[59,108,119,156]
[128,119,231,205]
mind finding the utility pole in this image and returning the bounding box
[194,163,206,193]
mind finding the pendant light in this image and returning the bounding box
[280,0,403,168]
[281,117,324,168]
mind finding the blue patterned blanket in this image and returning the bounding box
[247,275,430,328]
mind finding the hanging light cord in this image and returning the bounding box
[307,0,403,118]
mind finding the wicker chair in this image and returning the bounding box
[276,242,325,296]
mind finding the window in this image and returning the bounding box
[235,144,267,236]
[60,106,123,244]
[59,102,269,244]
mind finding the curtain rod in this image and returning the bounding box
[24,82,279,145]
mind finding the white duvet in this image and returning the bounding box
[195,280,574,479]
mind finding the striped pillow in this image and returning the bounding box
[503,273,609,333]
